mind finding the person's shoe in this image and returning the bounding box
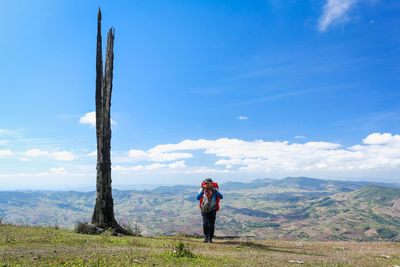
[203,236,209,243]
[208,237,213,243]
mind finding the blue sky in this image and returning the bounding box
[1,0,400,190]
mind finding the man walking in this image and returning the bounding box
[197,178,223,243]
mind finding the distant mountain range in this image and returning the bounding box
[0,177,399,241]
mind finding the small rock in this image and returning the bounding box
[295,242,303,247]
[173,249,176,253]
[133,260,142,264]
[289,260,304,264]
[381,254,391,258]
[53,250,57,253]
[33,257,38,260]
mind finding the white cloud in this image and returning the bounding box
[8,132,400,182]
[80,112,96,127]
[319,0,361,31]
[295,136,306,139]
[128,149,148,159]
[25,149,49,157]
[118,133,400,176]
[237,116,248,120]
[362,132,398,145]
[36,167,69,177]
[88,150,97,157]
[52,151,75,161]
[0,149,12,157]
[169,160,186,169]
[149,152,193,162]
[304,142,341,149]
[79,111,117,128]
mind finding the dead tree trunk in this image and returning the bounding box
[91,8,127,234]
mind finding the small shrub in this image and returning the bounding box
[118,221,133,235]
[74,221,102,235]
[119,220,141,236]
[172,241,195,258]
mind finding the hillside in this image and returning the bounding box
[0,177,399,241]
[1,225,400,266]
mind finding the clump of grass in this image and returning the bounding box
[74,221,102,235]
[172,241,195,258]
[119,220,142,236]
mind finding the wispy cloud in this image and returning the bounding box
[52,151,75,161]
[0,149,13,157]
[318,0,364,31]
[114,148,193,163]
[237,116,248,120]
[37,167,68,176]
[0,129,14,135]
[114,160,186,173]
[23,148,75,161]
[25,149,49,157]
[0,140,10,145]
[88,150,97,157]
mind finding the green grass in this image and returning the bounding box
[1,225,400,266]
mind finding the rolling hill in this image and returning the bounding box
[0,177,399,241]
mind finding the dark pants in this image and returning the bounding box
[201,210,216,239]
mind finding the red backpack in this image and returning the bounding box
[199,182,220,211]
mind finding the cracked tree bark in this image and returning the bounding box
[91,8,126,234]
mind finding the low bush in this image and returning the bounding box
[172,241,195,258]
[74,221,102,235]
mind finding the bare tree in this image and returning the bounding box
[91,8,128,234]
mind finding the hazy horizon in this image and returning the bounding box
[1,175,399,192]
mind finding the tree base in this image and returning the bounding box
[75,221,133,236]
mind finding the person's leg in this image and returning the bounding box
[208,210,217,242]
[202,212,210,242]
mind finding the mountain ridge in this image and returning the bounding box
[0,177,399,241]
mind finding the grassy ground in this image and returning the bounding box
[0,224,399,266]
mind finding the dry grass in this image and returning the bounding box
[0,224,399,266]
